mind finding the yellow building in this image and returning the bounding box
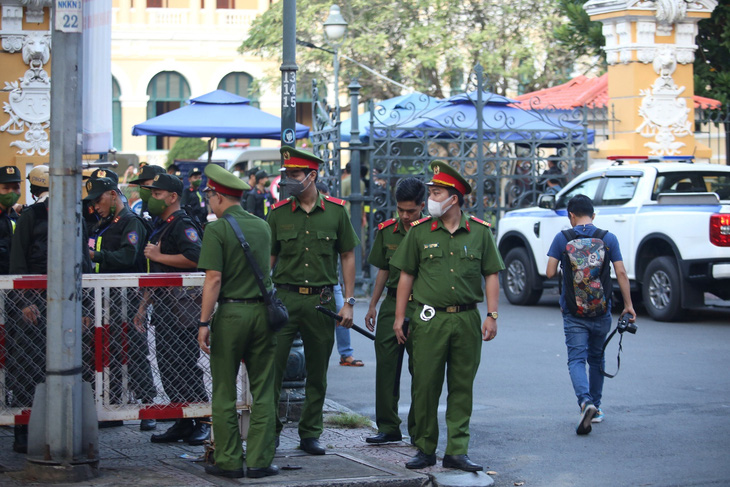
[1,0,316,173]
[110,0,282,165]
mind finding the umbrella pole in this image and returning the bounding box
[207,137,215,164]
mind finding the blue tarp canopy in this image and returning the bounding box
[400,92,594,144]
[340,92,442,142]
[132,90,310,140]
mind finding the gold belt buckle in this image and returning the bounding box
[446,305,458,313]
[299,287,310,295]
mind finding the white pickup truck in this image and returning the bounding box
[496,160,730,321]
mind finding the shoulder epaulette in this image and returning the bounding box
[377,218,397,231]
[411,216,432,227]
[271,197,292,210]
[324,195,346,206]
[470,215,491,227]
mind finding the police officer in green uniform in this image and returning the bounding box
[268,147,360,455]
[134,174,209,445]
[197,164,279,479]
[0,166,21,274]
[364,177,426,444]
[182,167,208,226]
[85,176,157,431]
[390,161,504,472]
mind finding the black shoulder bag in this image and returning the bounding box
[222,214,289,332]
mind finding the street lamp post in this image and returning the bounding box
[323,5,348,117]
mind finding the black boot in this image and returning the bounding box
[13,425,28,454]
[187,418,211,446]
[150,419,194,443]
[140,419,157,431]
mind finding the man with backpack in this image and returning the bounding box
[545,194,636,435]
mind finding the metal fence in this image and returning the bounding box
[0,274,252,426]
[695,106,730,166]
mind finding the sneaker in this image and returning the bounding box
[576,402,597,435]
[592,408,604,423]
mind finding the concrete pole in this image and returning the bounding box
[25,2,98,480]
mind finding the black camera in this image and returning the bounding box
[617,314,637,334]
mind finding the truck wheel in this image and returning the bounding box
[503,247,543,305]
[642,256,684,322]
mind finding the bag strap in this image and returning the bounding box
[222,213,270,303]
[600,326,623,378]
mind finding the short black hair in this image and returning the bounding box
[447,187,465,207]
[344,163,351,174]
[395,177,426,204]
[567,194,594,217]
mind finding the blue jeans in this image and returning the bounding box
[333,284,353,358]
[563,313,612,408]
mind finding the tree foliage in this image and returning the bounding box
[240,0,578,100]
[166,138,207,167]
[553,0,605,62]
[694,3,730,105]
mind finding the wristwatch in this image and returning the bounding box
[487,312,498,320]
[198,321,210,328]
[345,297,356,306]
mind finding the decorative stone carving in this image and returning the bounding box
[0,31,52,157]
[19,0,52,24]
[636,47,691,155]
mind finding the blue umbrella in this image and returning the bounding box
[403,91,594,144]
[132,90,310,140]
[340,92,442,142]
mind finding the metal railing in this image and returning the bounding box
[0,273,252,426]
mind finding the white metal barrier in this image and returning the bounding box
[0,273,252,427]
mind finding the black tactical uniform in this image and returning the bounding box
[87,194,156,406]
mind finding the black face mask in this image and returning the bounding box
[281,175,313,197]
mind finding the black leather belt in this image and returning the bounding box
[386,287,413,301]
[219,298,264,304]
[419,302,478,313]
[276,284,333,295]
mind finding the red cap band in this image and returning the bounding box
[431,172,467,195]
[207,179,244,197]
[282,154,320,171]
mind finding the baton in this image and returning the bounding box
[315,305,376,341]
[393,317,410,397]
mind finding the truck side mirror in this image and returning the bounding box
[538,194,556,209]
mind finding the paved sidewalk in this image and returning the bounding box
[0,400,493,486]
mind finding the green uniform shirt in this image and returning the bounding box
[390,213,504,307]
[367,217,412,289]
[198,205,272,300]
[267,193,360,287]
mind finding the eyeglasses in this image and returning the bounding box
[204,190,217,201]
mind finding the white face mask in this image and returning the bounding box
[427,196,454,218]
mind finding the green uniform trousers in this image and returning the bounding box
[374,295,416,437]
[410,308,482,456]
[272,288,336,439]
[210,302,277,470]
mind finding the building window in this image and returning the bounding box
[217,0,234,8]
[218,72,258,106]
[146,71,191,151]
[147,0,163,7]
[112,77,122,151]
